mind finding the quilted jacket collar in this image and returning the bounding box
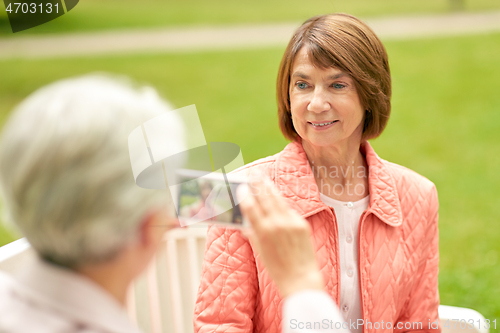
[273,140,403,227]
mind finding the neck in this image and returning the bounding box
[302,139,369,200]
[76,259,133,306]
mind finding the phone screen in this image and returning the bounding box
[176,169,247,228]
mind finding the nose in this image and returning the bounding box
[307,87,331,113]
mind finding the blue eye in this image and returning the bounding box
[333,83,346,89]
[296,82,308,89]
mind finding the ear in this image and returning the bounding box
[138,209,177,250]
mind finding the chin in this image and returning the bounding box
[304,136,339,148]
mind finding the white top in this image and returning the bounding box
[0,256,141,333]
[319,193,370,333]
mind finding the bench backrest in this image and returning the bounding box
[0,231,489,333]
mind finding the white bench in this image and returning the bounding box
[0,232,490,333]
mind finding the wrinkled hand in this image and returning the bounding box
[239,179,324,298]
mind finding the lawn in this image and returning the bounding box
[1,0,500,35]
[0,32,499,320]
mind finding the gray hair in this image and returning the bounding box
[0,74,184,267]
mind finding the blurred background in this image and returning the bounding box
[1,0,499,321]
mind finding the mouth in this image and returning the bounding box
[308,120,338,127]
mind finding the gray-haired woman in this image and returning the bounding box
[0,75,182,333]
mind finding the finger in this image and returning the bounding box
[240,225,254,239]
[261,178,289,211]
[236,183,250,203]
[252,178,289,216]
[249,180,279,216]
[244,231,262,258]
[246,180,271,216]
[239,191,265,233]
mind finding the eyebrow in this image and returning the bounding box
[291,71,350,80]
[328,73,350,80]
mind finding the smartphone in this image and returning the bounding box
[175,169,249,228]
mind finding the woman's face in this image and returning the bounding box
[289,47,365,150]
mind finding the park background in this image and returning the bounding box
[1,0,499,322]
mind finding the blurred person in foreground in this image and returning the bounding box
[194,13,440,333]
[0,75,184,333]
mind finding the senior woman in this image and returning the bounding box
[0,75,183,332]
[194,13,440,333]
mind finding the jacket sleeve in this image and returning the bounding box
[194,225,258,333]
[396,185,441,333]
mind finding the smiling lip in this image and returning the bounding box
[308,120,338,129]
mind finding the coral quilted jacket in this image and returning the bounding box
[194,140,440,333]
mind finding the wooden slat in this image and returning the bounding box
[186,236,200,298]
[146,257,163,333]
[166,239,184,333]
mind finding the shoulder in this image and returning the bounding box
[230,150,281,181]
[230,141,304,182]
[381,159,439,217]
[237,154,277,171]
[382,159,436,194]
[0,270,21,301]
[364,141,436,197]
[0,271,16,308]
[0,272,74,333]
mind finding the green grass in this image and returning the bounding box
[1,0,500,35]
[0,32,499,320]
[381,34,500,319]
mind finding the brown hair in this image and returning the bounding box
[277,13,391,141]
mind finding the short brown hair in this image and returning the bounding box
[277,13,391,141]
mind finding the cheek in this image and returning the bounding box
[337,97,364,122]
[289,100,306,135]
[289,95,298,117]
[289,93,307,115]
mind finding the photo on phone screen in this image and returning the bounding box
[176,169,247,228]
